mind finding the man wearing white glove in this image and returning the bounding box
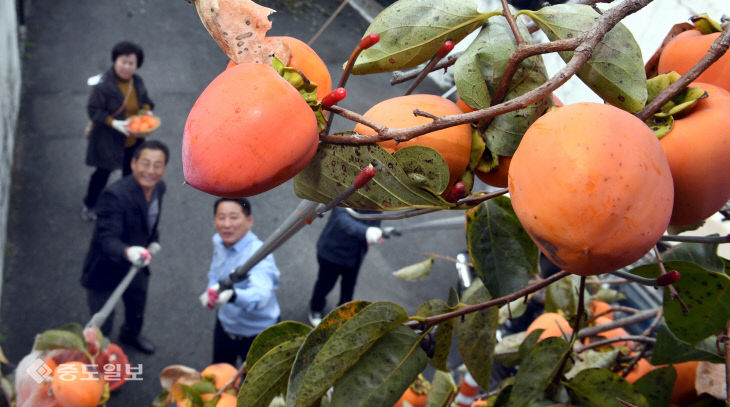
[81,140,169,355]
[200,198,280,366]
[307,207,382,327]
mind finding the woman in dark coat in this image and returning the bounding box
[82,41,154,221]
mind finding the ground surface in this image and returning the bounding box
[1,1,468,405]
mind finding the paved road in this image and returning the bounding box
[3,0,467,404]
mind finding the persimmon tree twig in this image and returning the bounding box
[660,233,730,244]
[577,308,660,339]
[405,271,571,329]
[390,53,462,85]
[216,362,246,397]
[553,276,588,385]
[323,0,653,145]
[501,0,525,45]
[636,23,730,122]
[576,336,656,353]
[653,246,688,314]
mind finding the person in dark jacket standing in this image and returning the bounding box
[82,41,155,221]
[307,207,383,326]
[81,140,168,355]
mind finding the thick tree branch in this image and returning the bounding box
[324,0,653,145]
[636,23,730,121]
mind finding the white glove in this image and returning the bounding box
[111,119,130,136]
[148,242,162,255]
[126,246,151,267]
[199,283,234,309]
[365,227,383,245]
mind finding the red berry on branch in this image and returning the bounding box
[321,87,347,108]
[437,40,455,58]
[359,33,380,50]
[444,181,466,203]
[657,270,681,286]
[353,164,377,188]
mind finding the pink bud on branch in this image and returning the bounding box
[322,87,347,108]
[359,33,380,50]
[353,164,377,188]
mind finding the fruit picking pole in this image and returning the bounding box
[85,244,161,330]
[217,166,378,291]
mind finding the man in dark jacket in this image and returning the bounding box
[81,140,169,354]
[307,207,383,326]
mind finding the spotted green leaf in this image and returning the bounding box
[352,0,492,74]
[426,369,457,407]
[34,323,87,353]
[565,368,649,407]
[293,141,453,210]
[329,325,428,407]
[520,4,647,113]
[286,302,409,407]
[633,365,676,407]
[393,146,450,196]
[454,14,552,155]
[507,337,571,407]
[246,321,311,369]
[456,278,498,391]
[238,336,305,407]
[415,299,456,371]
[466,197,539,298]
[651,322,723,365]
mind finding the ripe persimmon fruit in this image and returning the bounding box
[227,36,332,101]
[201,362,238,390]
[670,361,699,405]
[624,358,654,383]
[525,312,573,341]
[509,103,674,276]
[475,155,511,188]
[354,94,473,186]
[51,361,105,407]
[393,386,428,407]
[590,316,630,348]
[183,62,319,198]
[658,30,730,92]
[589,300,613,320]
[659,82,730,226]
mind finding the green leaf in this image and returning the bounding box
[545,274,590,320]
[661,262,730,344]
[565,368,649,407]
[352,0,491,74]
[393,146,450,196]
[633,365,676,407]
[518,329,543,362]
[287,302,409,407]
[415,299,456,371]
[456,279,498,391]
[287,301,370,407]
[426,369,457,407]
[454,14,551,155]
[468,127,487,172]
[494,331,524,367]
[271,56,327,131]
[520,4,647,113]
[651,322,724,365]
[393,257,435,282]
[239,336,305,407]
[293,142,454,210]
[565,348,619,380]
[466,197,539,298]
[329,326,428,407]
[644,72,708,138]
[507,337,571,407]
[33,323,87,353]
[661,241,725,274]
[246,321,311,369]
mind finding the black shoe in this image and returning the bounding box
[120,334,156,354]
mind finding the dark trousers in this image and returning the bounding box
[83,167,111,208]
[85,271,149,339]
[309,256,360,313]
[213,318,256,366]
[83,143,139,208]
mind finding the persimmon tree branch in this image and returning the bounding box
[405,271,571,329]
[323,0,653,145]
[576,335,656,353]
[636,23,730,122]
[577,308,661,338]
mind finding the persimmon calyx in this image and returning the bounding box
[690,13,723,35]
[644,72,707,138]
[271,56,327,131]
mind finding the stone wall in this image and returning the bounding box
[0,1,22,296]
